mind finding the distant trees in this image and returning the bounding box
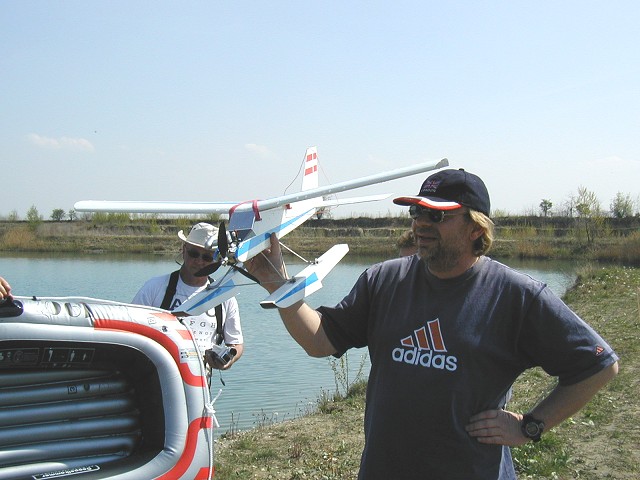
[575,187,601,216]
[574,187,605,245]
[539,199,553,217]
[26,205,42,230]
[540,190,637,219]
[537,188,628,245]
[50,209,67,221]
[610,192,634,219]
[26,205,42,222]
[2,188,637,227]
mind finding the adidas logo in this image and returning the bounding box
[391,319,458,371]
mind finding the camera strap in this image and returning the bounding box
[160,270,180,310]
[214,304,224,345]
[161,270,225,345]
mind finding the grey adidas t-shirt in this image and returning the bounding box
[319,255,617,480]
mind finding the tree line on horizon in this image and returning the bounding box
[2,186,639,224]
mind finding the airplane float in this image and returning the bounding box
[0,148,448,480]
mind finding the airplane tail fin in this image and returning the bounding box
[300,147,319,192]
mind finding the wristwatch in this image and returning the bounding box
[521,414,545,442]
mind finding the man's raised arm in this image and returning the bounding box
[246,233,337,357]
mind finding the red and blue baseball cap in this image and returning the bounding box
[393,168,490,216]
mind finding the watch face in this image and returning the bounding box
[525,422,540,436]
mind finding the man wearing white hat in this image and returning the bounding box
[132,222,243,370]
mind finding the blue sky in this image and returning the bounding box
[2,1,639,219]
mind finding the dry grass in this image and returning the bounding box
[1,226,43,250]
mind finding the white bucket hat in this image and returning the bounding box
[177,223,219,249]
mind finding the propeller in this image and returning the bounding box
[194,222,260,284]
[216,222,229,258]
[195,222,228,277]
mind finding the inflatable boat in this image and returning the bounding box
[0,296,216,480]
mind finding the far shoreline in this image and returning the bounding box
[0,216,638,265]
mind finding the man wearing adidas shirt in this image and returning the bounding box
[247,169,618,479]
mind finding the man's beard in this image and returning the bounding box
[416,232,466,273]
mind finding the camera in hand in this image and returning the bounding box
[205,344,237,369]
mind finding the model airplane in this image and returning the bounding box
[75,147,449,315]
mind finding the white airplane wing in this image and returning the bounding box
[173,269,244,317]
[74,158,448,215]
[319,193,391,207]
[73,200,238,215]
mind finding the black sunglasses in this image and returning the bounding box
[409,205,467,223]
[186,248,214,263]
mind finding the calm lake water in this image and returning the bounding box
[0,252,579,433]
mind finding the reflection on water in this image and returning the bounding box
[0,253,578,433]
[492,256,579,298]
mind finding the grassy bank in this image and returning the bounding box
[214,266,640,479]
[1,218,639,264]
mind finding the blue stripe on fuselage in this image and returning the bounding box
[235,209,315,258]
